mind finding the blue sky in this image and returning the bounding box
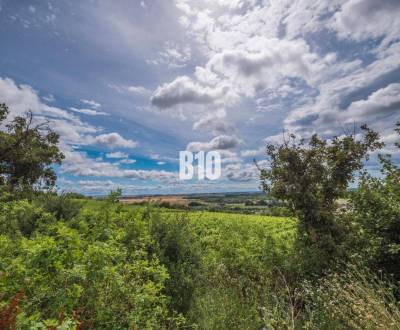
[0,0,399,195]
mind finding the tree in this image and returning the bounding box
[351,122,400,278]
[259,126,383,268]
[0,103,64,190]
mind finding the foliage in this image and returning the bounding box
[351,122,400,278]
[34,193,82,221]
[149,211,201,315]
[0,200,185,329]
[259,126,383,269]
[0,103,64,191]
[2,194,400,329]
[169,211,297,329]
[105,188,122,203]
[0,199,55,237]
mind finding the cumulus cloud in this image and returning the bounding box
[187,134,243,152]
[224,162,258,182]
[205,38,325,95]
[91,133,138,149]
[283,34,400,138]
[167,0,400,154]
[151,37,328,113]
[332,0,400,45]
[151,76,229,109]
[344,83,400,122]
[193,110,232,134]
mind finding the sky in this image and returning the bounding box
[0,0,399,195]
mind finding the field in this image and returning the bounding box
[78,199,297,328]
[120,191,292,216]
[139,207,297,329]
[120,195,189,206]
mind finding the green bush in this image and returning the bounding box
[34,193,82,221]
[149,210,201,317]
[0,199,55,237]
[351,159,400,279]
[0,200,185,329]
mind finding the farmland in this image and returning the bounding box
[120,191,292,216]
[100,201,298,329]
[0,195,297,329]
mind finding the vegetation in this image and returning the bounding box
[0,102,399,329]
[259,125,383,271]
[0,103,64,191]
[126,192,294,216]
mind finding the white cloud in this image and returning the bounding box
[204,38,325,96]
[147,41,191,68]
[109,84,151,95]
[62,149,176,182]
[187,134,243,152]
[106,151,129,159]
[69,107,108,116]
[151,76,229,109]
[344,83,400,122]
[0,77,99,145]
[81,99,101,109]
[224,162,259,182]
[126,85,151,95]
[285,48,400,136]
[193,110,232,134]
[91,133,138,149]
[331,0,400,45]
[119,159,137,164]
[151,37,328,112]
[167,0,400,155]
[241,147,264,158]
[157,161,166,165]
[42,94,55,103]
[0,77,141,154]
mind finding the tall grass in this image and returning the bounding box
[303,265,400,329]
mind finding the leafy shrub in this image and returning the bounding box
[0,199,55,237]
[0,201,185,329]
[351,133,400,279]
[148,210,201,318]
[34,193,82,221]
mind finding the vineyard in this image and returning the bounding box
[0,196,297,329]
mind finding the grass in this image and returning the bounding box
[145,207,297,329]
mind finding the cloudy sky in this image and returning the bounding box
[0,0,399,195]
